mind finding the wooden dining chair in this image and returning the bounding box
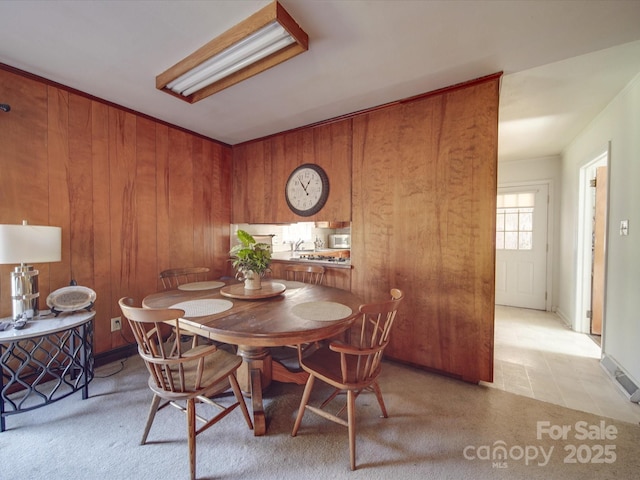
[284,264,325,284]
[291,288,404,470]
[118,298,252,480]
[159,266,210,289]
[273,264,327,364]
[159,267,210,353]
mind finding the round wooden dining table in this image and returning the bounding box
[142,279,363,435]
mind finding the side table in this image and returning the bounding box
[0,310,95,432]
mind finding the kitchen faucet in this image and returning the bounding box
[294,239,304,251]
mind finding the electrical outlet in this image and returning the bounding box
[111,317,122,332]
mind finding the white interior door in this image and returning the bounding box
[495,184,548,310]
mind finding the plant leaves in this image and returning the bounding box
[236,229,255,247]
[229,230,271,275]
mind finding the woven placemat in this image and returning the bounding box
[169,299,233,317]
[178,281,225,291]
[291,301,353,321]
[272,280,307,289]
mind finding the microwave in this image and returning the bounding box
[328,234,351,249]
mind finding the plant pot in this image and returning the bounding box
[243,271,262,290]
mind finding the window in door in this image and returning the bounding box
[496,192,535,250]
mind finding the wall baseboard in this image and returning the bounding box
[95,344,137,368]
[554,307,572,329]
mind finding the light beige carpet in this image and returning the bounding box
[2,355,639,479]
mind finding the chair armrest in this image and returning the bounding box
[142,344,219,366]
[329,340,381,356]
[181,344,218,359]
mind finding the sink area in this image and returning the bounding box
[271,250,351,267]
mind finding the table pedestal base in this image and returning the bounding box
[235,345,308,436]
[236,346,270,436]
[272,361,308,385]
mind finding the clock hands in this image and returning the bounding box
[297,175,307,192]
[298,176,312,195]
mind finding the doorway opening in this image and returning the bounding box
[495,182,551,310]
[575,145,609,341]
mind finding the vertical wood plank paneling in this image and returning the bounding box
[232,141,266,223]
[47,87,72,292]
[232,120,352,223]
[259,136,275,218]
[351,77,499,383]
[230,142,248,224]
[199,142,216,278]
[269,134,288,219]
[206,142,233,277]
[0,72,49,221]
[3,64,497,377]
[252,141,269,224]
[192,137,207,269]
[279,130,303,221]
[109,108,138,309]
[134,116,158,311]
[91,100,112,353]
[218,145,233,276]
[168,128,195,266]
[155,123,171,287]
[302,121,352,221]
[0,69,49,313]
[68,94,94,287]
[1,66,233,355]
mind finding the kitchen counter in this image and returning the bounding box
[270,251,352,268]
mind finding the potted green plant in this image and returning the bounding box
[229,230,272,290]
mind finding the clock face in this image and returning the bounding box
[285,164,330,216]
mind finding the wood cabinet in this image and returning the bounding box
[232,120,352,223]
[314,221,350,229]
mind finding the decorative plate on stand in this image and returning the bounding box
[47,286,96,316]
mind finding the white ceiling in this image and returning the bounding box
[2,0,640,162]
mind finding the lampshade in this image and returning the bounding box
[156,1,308,103]
[0,221,62,322]
[0,223,62,264]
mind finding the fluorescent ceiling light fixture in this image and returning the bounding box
[156,1,308,103]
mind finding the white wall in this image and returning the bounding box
[497,155,561,310]
[560,73,640,386]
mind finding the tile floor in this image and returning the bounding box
[482,305,640,425]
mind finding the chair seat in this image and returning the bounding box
[300,345,382,388]
[146,346,242,400]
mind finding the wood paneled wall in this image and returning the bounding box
[232,121,352,223]
[2,64,499,382]
[351,77,500,382]
[0,66,232,355]
[232,74,500,383]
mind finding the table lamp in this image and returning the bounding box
[0,220,62,322]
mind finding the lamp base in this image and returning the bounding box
[10,265,39,321]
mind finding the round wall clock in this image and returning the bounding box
[285,163,330,217]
